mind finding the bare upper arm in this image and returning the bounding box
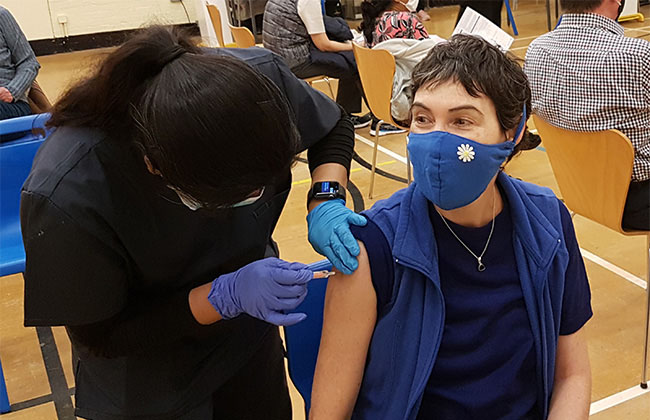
[310,241,377,420]
[555,327,591,380]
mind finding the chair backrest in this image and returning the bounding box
[283,260,331,414]
[352,43,403,128]
[27,79,52,114]
[0,113,52,276]
[206,2,225,48]
[228,24,255,48]
[532,115,635,234]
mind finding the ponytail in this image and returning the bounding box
[48,25,300,208]
[47,26,200,138]
[360,0,394,46]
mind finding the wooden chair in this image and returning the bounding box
[228,24,255,49]
[352,43,410,198]
[533,115,650,388]
[27,80,51,114]
[303,75,335,100]
[205,2,226,48]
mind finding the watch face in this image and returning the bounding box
[319,182,337,194]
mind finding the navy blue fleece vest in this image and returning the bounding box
[353,172,569,420]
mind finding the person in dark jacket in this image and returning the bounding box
[21,26,364,420]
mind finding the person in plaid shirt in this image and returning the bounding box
[524,0,650,230]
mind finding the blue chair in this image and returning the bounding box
[0,113,51,277]
[0,358,8,413]
[284,260,331,415]
[0,113,51,414]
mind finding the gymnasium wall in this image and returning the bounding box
[0,0,198,40]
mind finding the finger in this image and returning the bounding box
[274,260,309,271]
[266,312,307,326]
[274,268,313,286]
[347,212,368,227]
[272,283,308,299]
[331,240,355,273]
[274,292,308,311]
[323,244,353,275]
[335,224,361,257]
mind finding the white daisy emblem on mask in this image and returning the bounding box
[457,144,475,163]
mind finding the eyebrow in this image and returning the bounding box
[448,105,484,115]
[411,102,484,116]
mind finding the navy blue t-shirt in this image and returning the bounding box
[350,195,592,420]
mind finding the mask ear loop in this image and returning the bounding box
[512,106,527,143]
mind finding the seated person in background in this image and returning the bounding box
[360,0,444,122]
[524,0,650,230]
[263,0,371,128]
[0,6,40,121]
[360,0,429,48]
[310,35,592,420]
[416,0,431,22]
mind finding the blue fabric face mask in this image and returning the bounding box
[407,109,526,210]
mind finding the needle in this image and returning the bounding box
[313,270,336,279]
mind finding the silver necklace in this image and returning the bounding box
[435,188,497,272]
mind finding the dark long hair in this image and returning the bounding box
[49,26,299,207]
[360,0,394,46]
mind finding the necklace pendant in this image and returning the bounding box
[477,258,486,272]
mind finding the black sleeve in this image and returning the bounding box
[307,111,355,175]
[21,192,221,357]
[22,191,129,326]
[210,48,342,152]
[66,287,218,358]
[558,203,593,335]
[270,52,344,152]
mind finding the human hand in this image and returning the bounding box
[0,87,13,103]
[307,199,367,275]
[207,258,313,326]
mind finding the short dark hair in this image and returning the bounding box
[560,0,604,13]
[49,26,299,208]
[411,34,539,157]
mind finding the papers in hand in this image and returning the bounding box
[452,7,515,51]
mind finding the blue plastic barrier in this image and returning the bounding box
[0,113,51,277]
[0,113,52,414]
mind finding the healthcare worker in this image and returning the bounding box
[20,26,364,420]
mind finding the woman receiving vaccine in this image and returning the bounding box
[310,35,592,420]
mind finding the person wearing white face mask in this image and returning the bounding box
[310,35,592,420]
[360,0,430,48]
[20,26,365,420]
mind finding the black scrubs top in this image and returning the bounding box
[20,48,343,419]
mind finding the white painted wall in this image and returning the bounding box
[1,0,54,40]
[0,0,198,40]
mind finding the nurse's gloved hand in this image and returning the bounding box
[307,199,367,275]
[208,258,313,326]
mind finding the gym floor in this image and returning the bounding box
[1,1,649,418]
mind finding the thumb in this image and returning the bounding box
[265,312,307,326]
[347,213,368,227]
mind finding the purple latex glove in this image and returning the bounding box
[207,258,313,326]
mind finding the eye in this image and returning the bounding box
[414,114,432,125]
[454,118,472,127]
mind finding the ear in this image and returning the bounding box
[144,155,162,176]
[505,115,527,145]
